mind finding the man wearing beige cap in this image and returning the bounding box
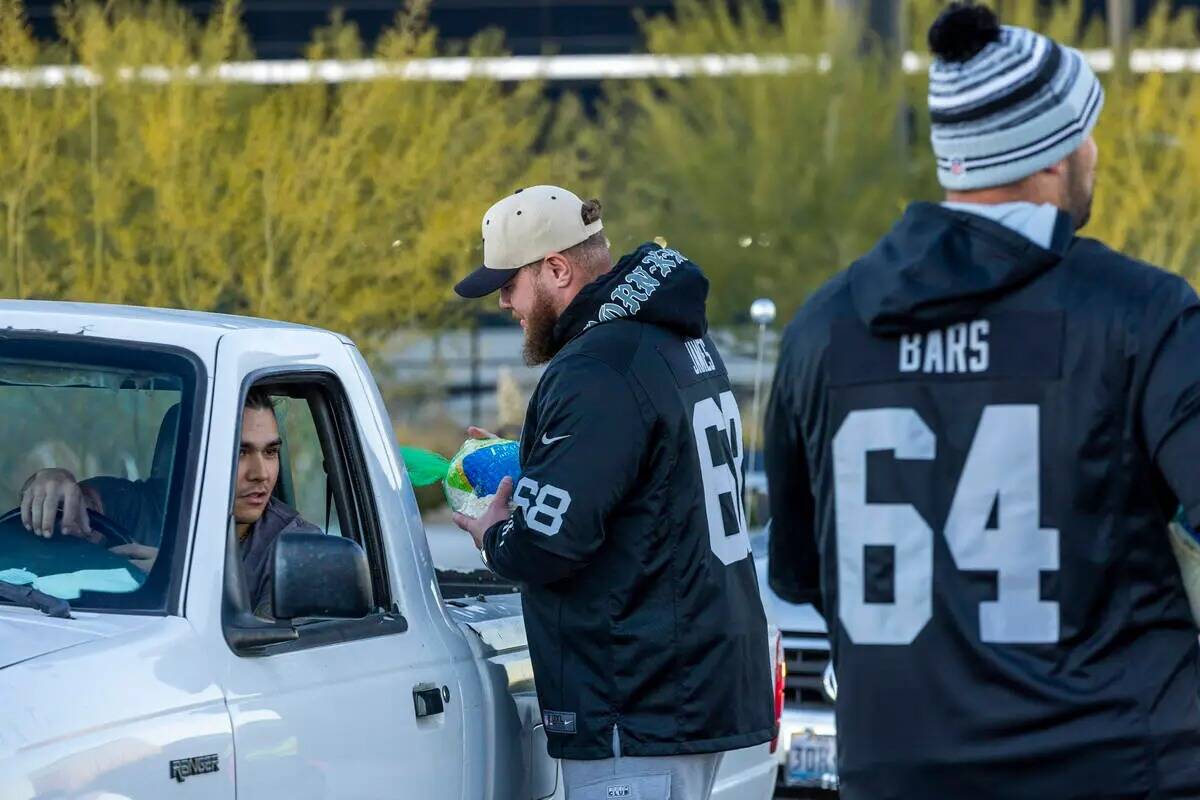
[453,186,774,799]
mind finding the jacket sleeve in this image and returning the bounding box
[1139,278,1200,526]
[763,329,824,613]
[483,355,648,586]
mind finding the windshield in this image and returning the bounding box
[0,337,199,613]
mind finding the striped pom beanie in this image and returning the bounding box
[927,4,1105,191]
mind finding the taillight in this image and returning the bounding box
[770,630,785,753]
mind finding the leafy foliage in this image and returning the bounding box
[1085,5,1200,282]
[2,0,1200,336]
[0,0,556,350]
[593,0,939,323]
[599,0,1200,323]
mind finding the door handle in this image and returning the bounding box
[413,685,447,718]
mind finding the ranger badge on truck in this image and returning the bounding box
[169,754,220,783]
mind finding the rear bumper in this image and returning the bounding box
[774,706,837,789]
[775,707,836,763]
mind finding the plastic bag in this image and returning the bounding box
[399,439,521,519]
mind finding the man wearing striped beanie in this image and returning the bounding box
[930,3,1104,230]
[765,3,1200,798]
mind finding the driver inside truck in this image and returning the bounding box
[17,389,320,616]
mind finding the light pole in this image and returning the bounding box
[1107,0,1133,68]
[746,298,777,520]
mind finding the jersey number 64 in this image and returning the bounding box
[834,405,1059,646]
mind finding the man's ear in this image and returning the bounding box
[543,252,573,288]
[1042,157,1068,176]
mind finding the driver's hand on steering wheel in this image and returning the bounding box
[20,468,104,543]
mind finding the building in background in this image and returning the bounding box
[21,0,679,57]
[19,0,1181,60]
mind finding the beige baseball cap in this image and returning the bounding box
[454,185,603,298]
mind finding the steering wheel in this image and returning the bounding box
[0,506,133,547]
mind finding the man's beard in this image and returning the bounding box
[521,282,561,366]
[1066,153,1095,230]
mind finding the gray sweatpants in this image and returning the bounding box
[561,728,724,800]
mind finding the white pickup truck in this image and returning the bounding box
[0,302,779,800]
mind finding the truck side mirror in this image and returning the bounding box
[272,532,372,620]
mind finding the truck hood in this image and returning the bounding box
[0,606,154,670]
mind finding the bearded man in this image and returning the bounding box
[452,186,774,800]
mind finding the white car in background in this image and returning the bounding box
[751,522,839,796]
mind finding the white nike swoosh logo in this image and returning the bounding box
[541,433,572,445]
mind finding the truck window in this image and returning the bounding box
[231,376,392,631]
[274,396,342,536]
[0,337,200,613]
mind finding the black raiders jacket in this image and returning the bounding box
[766,202,1200,799]
[483,243,775,759]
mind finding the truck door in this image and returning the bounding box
[193,330,466,799]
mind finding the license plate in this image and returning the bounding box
[786,731,838,789]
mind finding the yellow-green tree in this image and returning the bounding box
[594,0,939,324]
[0,0,562,350]
[7,0,1200,342]
[1085,6,1200,282]
[599,0,1200,324]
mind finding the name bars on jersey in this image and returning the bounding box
[899,320,990,375]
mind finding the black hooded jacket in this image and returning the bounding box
[483,243,775,760]
[766,202,1200,799]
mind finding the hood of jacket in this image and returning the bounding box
[850,201,1075,335]
[552,242,710,348]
